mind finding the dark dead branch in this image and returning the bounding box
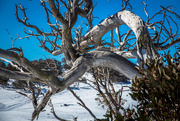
[48,99,67,121]
[68,87,97,120]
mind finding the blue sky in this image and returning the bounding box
[0,0,180,61]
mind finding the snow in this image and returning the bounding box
[0,73,137,121]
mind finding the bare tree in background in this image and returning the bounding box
[0,0,180,120]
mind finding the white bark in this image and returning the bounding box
[115,49,138,58]
[79,10,144,48]
[52,10,157,63]
[79,10,157,65]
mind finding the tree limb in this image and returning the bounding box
[48,0,68,25]
[0,48,62,90]
[0,48,141,120]
[32,89,53,120]
[0,68,32,81]
[0,48,140,88]
[116,27,121,45]
[60,49,141,88]
[78,10,157,61]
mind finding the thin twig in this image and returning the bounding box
[48,99,68,121]
[68,87,97,120]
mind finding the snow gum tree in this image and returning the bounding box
[0,0,179,120]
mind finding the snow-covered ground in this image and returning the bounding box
[0,73,136,121]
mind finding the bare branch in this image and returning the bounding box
[0,48,44,78]
[32,89,53,120]
[116,27,121,45]
[68,87,97,120]
[48,99,67,121]
[156,37,180,50]
[146,5,180,52]
[15,4,43,35]
[122,0,132,11]
[6,29,19,48]
[110,30,114,47]
[41,1,62,36]
[0,67,32,81]
[157,11,166,43]
[142,2,149,24]
[115,49,138,58]
[48,0,68,25]
[76,0,93,17]
[149,9,164,21]
[160,5,180,19]
[0,57,24,72]
[60,49,141,88]
[85,2,95,31]
[52,49,63,55]
[79,10,157,62]
[59,0,69,10]
[119,29,132,50]
[0,48,62,89]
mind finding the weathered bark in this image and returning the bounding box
[0,48,62,90]
[61,26,78,66]
[32,89,53,120]
[0,9,152,120]
[48,0,76,66]
[115,49,138,58]
[79,10,157,62]
[0,49,140,90]
[0,48,141,119]
[0,68,32,81]
[0,48,45,79]
[60,49,141,88]
[2,1,179,120]
[48,0,93,67]
[48,0,67,25]
[45,8,157,63]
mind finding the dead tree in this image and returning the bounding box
[0,0,180,120]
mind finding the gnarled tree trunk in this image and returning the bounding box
[0,1,167,120]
